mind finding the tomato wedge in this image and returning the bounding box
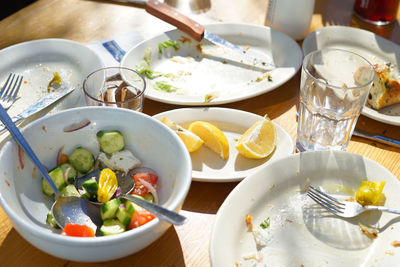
[131,173,158,196]
[61,223,95,237]
[129,210,156,229]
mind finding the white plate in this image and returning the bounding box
[122,23,302,106]
[302,26,400,126]
[0,38,104,130]
[210,150,400,266]
[153,108,294,182]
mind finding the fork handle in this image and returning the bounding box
[0,115,23,134]
[364,205,400,214]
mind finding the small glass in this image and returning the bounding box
[296,49,375,152]
[83,67,146,112]
[353,0,400,25]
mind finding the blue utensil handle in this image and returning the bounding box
[353,129,400,148]
[0,104,59,195]
[0,115,23,134]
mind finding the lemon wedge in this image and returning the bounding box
[235,115,276,159]
[160,116,204,152]
[188,121,229,160]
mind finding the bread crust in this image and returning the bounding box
[367,64,400,110]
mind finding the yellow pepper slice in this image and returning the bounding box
[97,168,118,203]
[355,181,386,206]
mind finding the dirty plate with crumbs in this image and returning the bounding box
[122,23,302,106]
[0,39,103,143]
[210,150,400,266]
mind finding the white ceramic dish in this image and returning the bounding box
[302,26,400,126]
[153,108,294,182]
[0,107,192,262]
[210,150,400,266]
[0,38,104,128]
[122,23,303,106]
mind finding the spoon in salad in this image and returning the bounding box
[0,104,186,230]
[74,169,187,225]
[0,104,103,231]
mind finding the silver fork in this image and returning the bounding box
[307,185,400,218]
[0,73,23,109]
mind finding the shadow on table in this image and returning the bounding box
[182,181,239,214]
[0,228,66,266]
[0,226,185,266]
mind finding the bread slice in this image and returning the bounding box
[367,64,400,110]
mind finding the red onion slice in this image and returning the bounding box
[63,119,91,133]
[63,167,71,184]
[56,145,64,166]
[18,145,24,170]
[138,178,159,204]
[128,167,158,177]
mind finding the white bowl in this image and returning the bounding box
[0,107,192,262]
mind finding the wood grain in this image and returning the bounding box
[0,0,399,266]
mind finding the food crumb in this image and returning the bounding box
[242,251,263,262]
[385,250,394,255]
[391,241,400,247]
[42,126,47,133]
[359,223,378,239]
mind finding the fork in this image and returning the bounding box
[307,185,400,218]
[0,73,23,109]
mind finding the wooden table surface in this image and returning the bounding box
[0,0,399,266]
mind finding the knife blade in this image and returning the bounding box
[145,0,275,70]
[0,86,75,133]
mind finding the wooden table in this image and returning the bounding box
[0,0,399,266]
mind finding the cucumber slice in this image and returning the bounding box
[46,211,60,229]
[60,184,80,197]
[125,199,141,214]
[116,205,134,227]
[42,167,66,196]
[100,198,122,220]
[60,163,77,184]
[143,193,154,203]
[100,219,126,236]
[81,177,98,194]
[68,147,95,174]
[97,130,125,154]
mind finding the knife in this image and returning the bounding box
[0,86,75,134]
[353,128,400,148]
[145,0,275,70]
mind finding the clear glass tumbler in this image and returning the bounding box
[83,67,146,112]
[296,49,375,152]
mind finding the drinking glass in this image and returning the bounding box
[353,0,400,25]
[296,49,375,152]
[83,67,146,112]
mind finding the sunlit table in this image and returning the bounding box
[0,0,399,266]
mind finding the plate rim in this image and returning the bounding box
[153,107,294,182]
[121,22,303,106]
[302,25,400,126]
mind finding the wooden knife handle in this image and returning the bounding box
[145,0,204,41]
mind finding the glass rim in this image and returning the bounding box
[83,66,146,105]
[302,48,376,90]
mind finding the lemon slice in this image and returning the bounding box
[235,115,276,159]
[160,116,204,152]
[188,121,229,160]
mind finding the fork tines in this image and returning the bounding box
[307,185,345,215]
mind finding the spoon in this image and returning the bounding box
[0,104,102,231]
[74,169,187,226]
[0,104,186,232]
